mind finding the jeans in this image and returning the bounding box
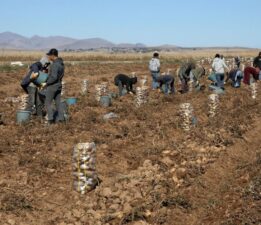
[45,85,62,122]
[151,71,160,89]
[232,71,243,88]
[162,80,175,94]
[215,73,225,89]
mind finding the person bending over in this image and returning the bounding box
[157,75,175,94]
[114,74,137,96]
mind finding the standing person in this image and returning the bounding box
[41,49,64,124]
[149,51,161,90]
[20,57,50,116]
[212,54,228,90]
[253,52,261,80]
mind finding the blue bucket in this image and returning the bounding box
[35,72,48,85]
[16,110,31,124]
[100,96,112,107]
[66,97,78,106]
[208,73,217,82]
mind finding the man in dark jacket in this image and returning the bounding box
[42,49,64,124]
[114,74,137,96]
[20,57,49,115]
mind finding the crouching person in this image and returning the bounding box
[226,68,243,88]
[114,74,137,96]
[157,75,175,94]
[20,57,50,116]
[42,49,64,124]
[243,67,259,85]
[191,65,206,91]
[178,61,196,93]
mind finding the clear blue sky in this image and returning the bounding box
[1,0,261,48]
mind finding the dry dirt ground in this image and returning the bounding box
[0,61,260,225]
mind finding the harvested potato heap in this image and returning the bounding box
[139,75,148,87]
[250,82,257,99]
[136,86,149,107]
[19,94,29,110]
[188,79,193,93]
[208,93,219,117]
[72,142,98,194]
[95,82,108,101]
[179,103,193,131]
[80,160,172,225]
[81,79,88,95]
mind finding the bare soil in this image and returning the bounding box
[0,61,260,225]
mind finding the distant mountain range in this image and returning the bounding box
[0,32,255,51]
[0,32,180,50]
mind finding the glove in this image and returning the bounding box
[40,82,47,89]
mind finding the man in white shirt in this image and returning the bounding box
[149,52,161,89]
[212,54,229,89]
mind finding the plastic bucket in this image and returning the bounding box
[66,97,78,106]
[208,73,217,82]
[16,110,31,124]
[100,96,112,107]
[35,72,48,85]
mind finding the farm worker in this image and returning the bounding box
[234,56,241,69]
[41,49,65,124]
[253,52,261,80]
[20,57,50,116]
[191,65,206,91]
[149,51,161,89]
[243,67,259,85]
[114,74,137,96]
[157,74,175,94]
[212,54,229,90]
[225,68,243,88]
[178,61,196,93]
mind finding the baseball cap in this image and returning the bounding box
[46,48,58,57]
